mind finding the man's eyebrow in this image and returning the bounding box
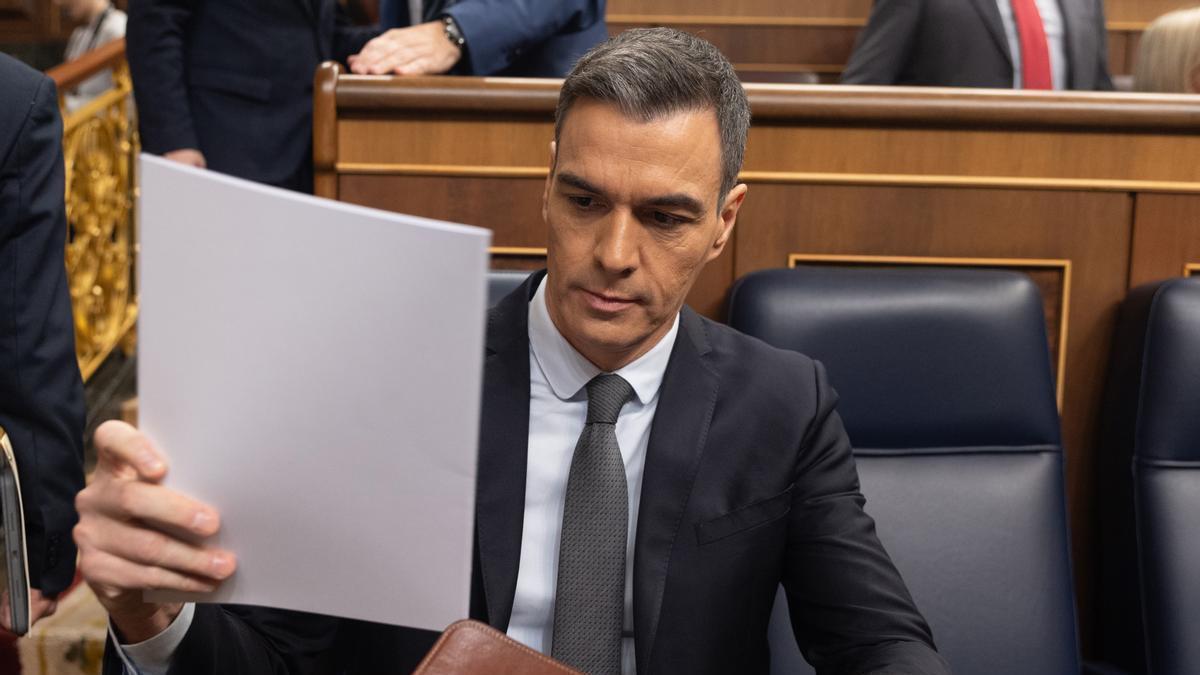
[644,193,705,215]
[557,172,605,195]
[557,171,706,215]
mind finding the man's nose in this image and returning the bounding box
[593,210,639,275]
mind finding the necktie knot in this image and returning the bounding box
[585,374,634,425]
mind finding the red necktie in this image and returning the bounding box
[1011,0,1053,89]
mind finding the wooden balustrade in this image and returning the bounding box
[46,38,139,382]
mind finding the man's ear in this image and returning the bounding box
[542,140,557,224]
[706,183,747,263]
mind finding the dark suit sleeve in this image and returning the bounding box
[0,75,85,597]
[126,0,199,154]
[332,4,382,65]
[1089,0,1114,90]
[841,0,922,84]
[782,361,950,674]
[101,605,342,675]
[443,0,602,76]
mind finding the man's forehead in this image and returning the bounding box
[556,100,722,199]
[558,98,719,140]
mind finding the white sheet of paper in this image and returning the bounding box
[138,155,491,631]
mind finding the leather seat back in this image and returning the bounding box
[488,270,531,307]
[1130,278,1200,675]
[728,266,1079,675]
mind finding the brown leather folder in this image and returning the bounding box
[413,620,583,675]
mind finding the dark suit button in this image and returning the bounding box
[46,534,59,568]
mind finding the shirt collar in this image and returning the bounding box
[528,275,679,405]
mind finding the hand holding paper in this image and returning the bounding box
[78,157,490,639]
[74,421,231,643]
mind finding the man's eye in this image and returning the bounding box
[568,195,595,209]
[651,211,686,227]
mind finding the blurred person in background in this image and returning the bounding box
[1134,7,1200,93]
[0,53,88,634]
[57,0,127,112]
[126,0,379,193]
[843,0,1113,90]
[362,0,605,77]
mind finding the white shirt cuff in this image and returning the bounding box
[109,602,196,675]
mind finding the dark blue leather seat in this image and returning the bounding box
[728,266,1079,675]
[488,269,532,307]
[1128,278,1200,675]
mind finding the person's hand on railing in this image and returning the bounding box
[163,148,207,169]
[0,588,58,634]
[348,21,462,76]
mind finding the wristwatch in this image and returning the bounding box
[443,16,466,50]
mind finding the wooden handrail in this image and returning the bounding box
[331,73,1200,131]
[46,38,127,90]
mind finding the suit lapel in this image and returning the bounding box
[474,273,539,630]
[633,308,719,674]
[1057,0,1088,88]
[967,0,1015,66]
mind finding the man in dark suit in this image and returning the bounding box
[842,0,1113,90]
[0,54,86,630]
[358,0,606,77]
[77,29,950,674]
[126,0,379,192]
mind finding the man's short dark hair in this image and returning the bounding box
[555,28,750,205]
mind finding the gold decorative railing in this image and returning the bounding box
[47,39,139,382]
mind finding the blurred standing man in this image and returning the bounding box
[362,0,606,77]
[57,0,128,112]
[126,0,379,193]
[843,0,1113,90]
[0,53,87,632]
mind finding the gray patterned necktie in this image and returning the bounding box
[552,374,635,675]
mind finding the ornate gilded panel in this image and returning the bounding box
[59,59,139,381]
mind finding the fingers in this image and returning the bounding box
[350,27,443,75]
[81,548,225,597]
[93,420,167,482]
[163,148,206,168]
[29,598,58,626]
[396,58,437,76]
[77,517,234,583]
[353,41,417,75]
[78,479,219,539]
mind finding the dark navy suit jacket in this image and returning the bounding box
[842,0,1113,90]
[379,0,607,77]
[0,53,86,598]
[127,0,378,192]
[103,272,947,674]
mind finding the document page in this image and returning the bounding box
[138,155,491,631]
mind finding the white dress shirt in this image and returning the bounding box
[995,0,1068,89]
[114,276,678,674]
[62,4,127,112]
[507,277,677,675]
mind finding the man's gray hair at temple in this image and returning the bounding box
[554,27,751,204]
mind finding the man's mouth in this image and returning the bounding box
[580,288,639,312]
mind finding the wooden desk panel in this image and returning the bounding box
[1130,195,1200,287]
[314,69,1200,654]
